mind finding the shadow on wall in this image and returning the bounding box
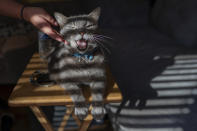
[108,52,197,131]
[106,27,197,131]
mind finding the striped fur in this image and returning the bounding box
[41,7,107,120]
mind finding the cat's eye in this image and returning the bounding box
[66,25,76,29]
[86,24,94,28]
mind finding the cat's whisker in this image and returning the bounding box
[94,40,106,56]
[93,37,108,43]
[94,34,112,38]
[100,48,106,57]
[94,34,113,40]
[93,36,113,46]
[93,37,113,48]
[95,36,112,40]
[94,37,111,42]
[89,37,111,55]
[100,44,111,54]
[94,39,111,54]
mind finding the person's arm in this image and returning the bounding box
[0,0,22,19]
[0,0,65,43]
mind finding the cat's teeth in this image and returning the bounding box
[76,40,87,50]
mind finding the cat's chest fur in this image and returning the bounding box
[48,46,106,83]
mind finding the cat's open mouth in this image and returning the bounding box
[76,39,88,51]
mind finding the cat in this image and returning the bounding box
[39,7,108,120]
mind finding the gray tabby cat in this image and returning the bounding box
[40,7,107,120]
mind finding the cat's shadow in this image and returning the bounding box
[106,29,179,117]
[112,56,175,116]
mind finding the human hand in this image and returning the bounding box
[23,7,67,43]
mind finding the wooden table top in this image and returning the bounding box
[8,53,122,107]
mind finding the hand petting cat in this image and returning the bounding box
[23,7,66,43]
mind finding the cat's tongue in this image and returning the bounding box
[76,39,87,50]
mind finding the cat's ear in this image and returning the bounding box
[54,12,67,28]
[88,7,101,21]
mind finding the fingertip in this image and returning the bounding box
[51,19,58,26]
[54,21,58,26]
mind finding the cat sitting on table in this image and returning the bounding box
[39,7,109,120]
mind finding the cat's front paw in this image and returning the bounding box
[91,106,106,121]
[74,106,88,120]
